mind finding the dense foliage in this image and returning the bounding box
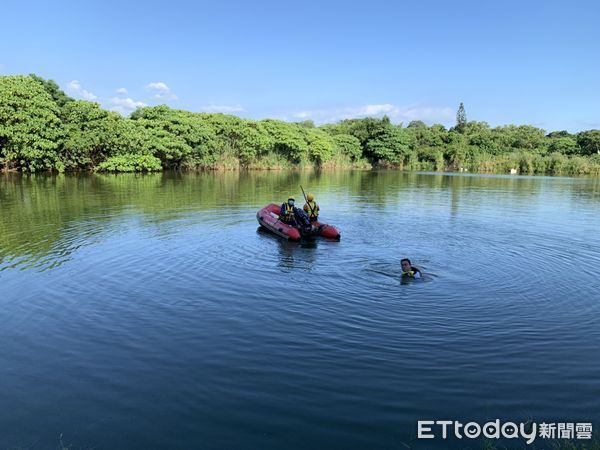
[1,75,599,174]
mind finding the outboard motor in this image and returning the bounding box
[294,208,314,237]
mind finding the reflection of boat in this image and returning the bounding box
[256,204,341,241]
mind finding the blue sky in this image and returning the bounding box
[1,0,599,132]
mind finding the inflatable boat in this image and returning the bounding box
[256,204,341,241]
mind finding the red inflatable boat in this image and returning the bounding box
[256,204,341,241]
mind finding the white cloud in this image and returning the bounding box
[109,97,147,115]
[146,81,177,100]
[291,104,455,125]
[363,104,397,115]
[116,87,128,94]
[66,80,97,101]
[201,104,244,113]
[146,81,169,92]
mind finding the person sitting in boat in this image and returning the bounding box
[401,258,422,279]
[280,197,299,225]
[303,192,320,222]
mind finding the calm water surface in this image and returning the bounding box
[1,171,599,449]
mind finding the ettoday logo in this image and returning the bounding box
[417,420,593,444]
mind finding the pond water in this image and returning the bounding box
[1,171,599,449]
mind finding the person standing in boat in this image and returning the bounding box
[401,258,422,279]
[303,193,320,222]
[280,196,299,225]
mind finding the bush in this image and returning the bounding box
[96,154,162,172]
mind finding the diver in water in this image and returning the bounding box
[401,258,422,279]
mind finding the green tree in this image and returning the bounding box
[329,117,387,149]
[547,130,571,139]
[132,106,220,167]
[407,120,427,129]
[295,120,315,129]
[547,136,578,155]
[365,124,414,164]
[231,121,273,164]
[261,119,308,162]
[494,125,546,151]
[463,122,498,153]
[576,130,600,156]
[303,128,334,164]
[331,134,362,160]
[61,100,125,169]
[407,123,447,149]
[456,102,467,133]
[29,74,74,108]
[0,75,63,172]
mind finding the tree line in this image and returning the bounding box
[1,75,599,174]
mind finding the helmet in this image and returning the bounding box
[288,196,295,202]
[306,193,314,202]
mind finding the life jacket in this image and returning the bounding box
[402,267,421,278]
[281,203,295,222]
[303,201,319,219]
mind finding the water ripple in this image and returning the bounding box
[1,172,600,450]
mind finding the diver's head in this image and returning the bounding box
[401,258,412,271]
